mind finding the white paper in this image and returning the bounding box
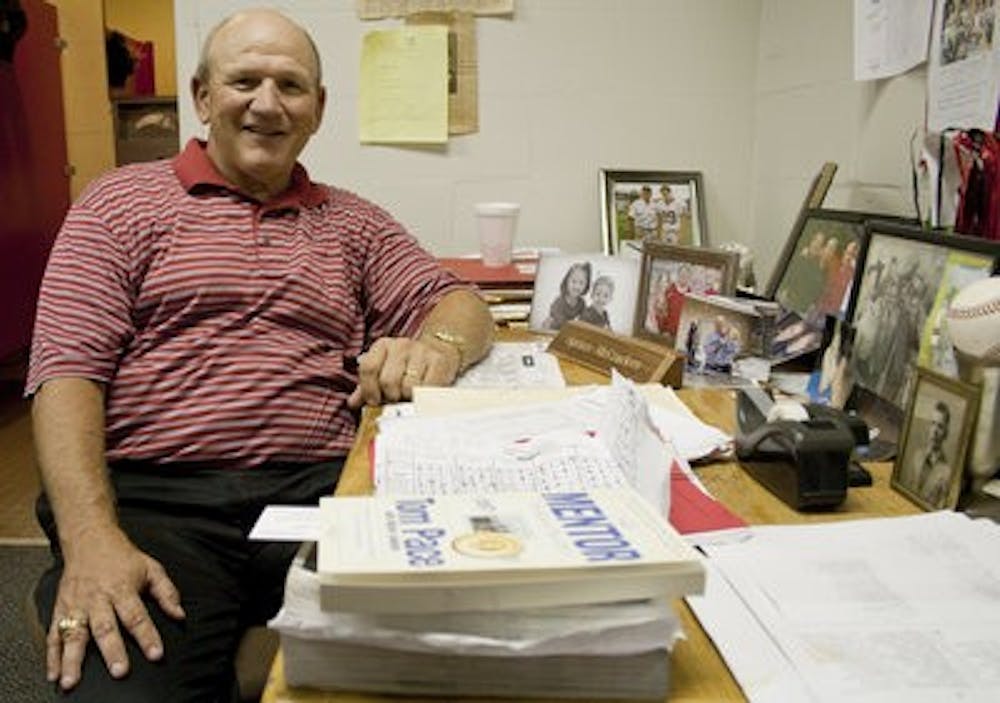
[927,0,1000,131]
[456,342,565,388]
[248,505,321,541]
[854,0,934,81]
[686,560,812,703]
[647,403,731,464]
[690,512,1000,702]
[376,376,672,515]
[273,547,683,657]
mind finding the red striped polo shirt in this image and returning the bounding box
[27,139,466,468]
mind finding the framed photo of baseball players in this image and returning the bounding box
[849,221,1000,415]
[600,169,708,255]
[891,367,981,511]
[632,242,739,346]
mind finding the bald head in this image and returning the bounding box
[190,6,327,202]
[195,9,323,87]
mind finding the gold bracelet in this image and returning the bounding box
[429,329,468,369]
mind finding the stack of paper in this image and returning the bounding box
[375,377,675,514]
[272,377,708,698]
[689,512,1000,702]
[272,542,683,699]
[438,257,538,324]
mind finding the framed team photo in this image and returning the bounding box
[528,253,640,336]
[633,242,739,346]
[600,169,708,255]
[891,367,980,511]
[850,221,999,413]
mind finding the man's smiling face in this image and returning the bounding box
[193,10,326,201]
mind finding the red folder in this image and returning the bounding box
[668,460,747,535]
[438,257,537,288]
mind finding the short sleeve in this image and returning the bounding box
[26,204,135,395]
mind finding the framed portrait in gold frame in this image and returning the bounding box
[891,367,981,511]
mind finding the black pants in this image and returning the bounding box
[34,459,343,703]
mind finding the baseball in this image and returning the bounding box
[946,277,1000,362]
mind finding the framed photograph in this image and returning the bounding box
[633,242,739,345]
[600,169,708,255]
[768,308,826,364]
[805,318,855,409]
[892,367,981,511]
[767,209,868,321]
[528,253,640,335]
[850,221,999,413]
[675,294,761,375]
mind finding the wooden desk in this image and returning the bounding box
[261,359,920,703]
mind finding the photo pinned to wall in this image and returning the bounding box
[850,222,999,413]
[600,170,708,255]
[528,253,640,336]
[892,367,981,512]
[633,242,739,346]
[768,209,868,321]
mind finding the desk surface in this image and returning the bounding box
[261,356,920,703]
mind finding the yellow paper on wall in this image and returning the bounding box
[359,26,448,144]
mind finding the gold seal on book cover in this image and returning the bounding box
[452,531,522,558]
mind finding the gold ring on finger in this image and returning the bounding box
[57,615,88,638]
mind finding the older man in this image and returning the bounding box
[28,8,492,700]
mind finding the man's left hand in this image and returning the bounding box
[347,336,460,408]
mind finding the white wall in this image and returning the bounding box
[750,0,925,287]
[174,0,762,256]
[174,0,925,285]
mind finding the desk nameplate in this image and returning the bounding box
[547,321,684,386]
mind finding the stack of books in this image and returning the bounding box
[270,380,710,698]
[438,256,537,325]
[272,487,704,699]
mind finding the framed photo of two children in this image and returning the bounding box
[528,254,640,336]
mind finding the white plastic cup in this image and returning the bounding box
[475,202,520,267]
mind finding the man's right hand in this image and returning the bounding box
[46,524,185,691]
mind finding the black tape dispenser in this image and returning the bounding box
[735,387,871,510]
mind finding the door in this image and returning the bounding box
[0,0,70,364]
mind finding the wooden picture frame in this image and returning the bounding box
[892,367,981,511]
[632,242,739,346]
[849,221,999,413]
[600,169,708,255]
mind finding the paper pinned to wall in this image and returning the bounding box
[357,0,513,20]
[406,10,479,135]
[927,0,1000,131]
[359,26,449,144]
[853,0,933,81]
